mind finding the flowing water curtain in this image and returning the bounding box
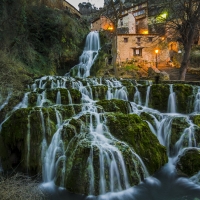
[66,31,100,78]
[2,72,200,196]
[194,87,200,112]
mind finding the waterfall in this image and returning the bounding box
[194,87,200,112]
[66,31,100,78]
[56,90,61,105]
[0,91,12,111]
[27,76,148,195]
[167,84,177,113]
[145,84,152,107]
[20,92,30,108]
[67,90,73,104]
[134,86,141,105]
[2,72,200,198]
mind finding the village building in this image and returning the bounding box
[91,16,114,32]
[63,0,81,18]
[116,1,169,66]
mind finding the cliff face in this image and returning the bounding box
[0,0,89,99]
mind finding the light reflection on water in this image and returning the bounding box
[41,163,200,200]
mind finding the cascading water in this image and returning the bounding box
[133,86,141,105]
[194,87,200,112]
[65,31,100,78]
[145,82,152,107]
[1,75,200,199]
[167,84,177,113]
[1,32,200,199]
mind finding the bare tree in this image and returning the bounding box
[153,0,200,80]
[103,0,125,78]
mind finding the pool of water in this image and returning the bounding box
[41,163,200,200]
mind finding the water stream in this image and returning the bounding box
[1,32,200,199]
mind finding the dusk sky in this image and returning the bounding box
[67,0,104,10]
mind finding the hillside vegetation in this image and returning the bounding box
[0,0,89,98]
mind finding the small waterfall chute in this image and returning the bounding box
[167,84,177,113]
[66,31,100,78]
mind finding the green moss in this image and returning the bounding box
[140,112,157,130]
[126,86,136,100]
[91,85,108,100]
[96,99,130,114]
[28,92,38,107]
[120,79,135,87]
[105,113,168,174]
[173,84,193,113]
[177,148,200,176]
[191,114,200,127]
[45,88,81,105]
[149,84,169,112]
[68,89,81,104]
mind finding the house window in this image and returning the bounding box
[124,38,128,43]
[133,48,142,56]
[137,37,141,42]
[148,37,153,42]
[120,19,123,26]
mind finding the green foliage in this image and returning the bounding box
[0,50,32,96]
[0,1,89,104]
[124,64,139,71]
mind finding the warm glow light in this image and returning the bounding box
[155,49,159,54]
[142,30,149,34]
[161,13,167,19]
[156,12,168,22]
[108,26,113,31]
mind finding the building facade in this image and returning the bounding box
[63,0,81,18]
[117,34,169,65]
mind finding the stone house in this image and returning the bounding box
[117,34,169,66]
[116,1,169,66]
[90,1,171,66]
[118,2,148,34]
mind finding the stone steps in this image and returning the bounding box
[158,66,200,81]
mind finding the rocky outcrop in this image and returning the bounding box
[177,148,200,177]
[0,77,169,196]
[148,66,170,82]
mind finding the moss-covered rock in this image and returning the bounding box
[0,104,80,174]
[46,88,81,105]
[91,85,108,100]
[177,148,200,176]
[191,114,200,127]
[96,99,130,114]
[170,116,200,156]
[137,85,149,105]
[148,84,169,112]
[170,116,190,153]
[173,84,193,113]
[105,113,168,174]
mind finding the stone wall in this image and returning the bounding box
[117,34,169,65]
[63,0,81,18]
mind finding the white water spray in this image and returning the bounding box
[66,31,100,78]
